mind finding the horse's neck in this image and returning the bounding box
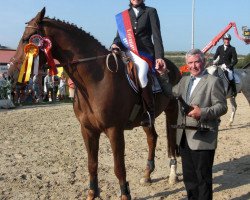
[44,20,108,63]
[42,20,122,101]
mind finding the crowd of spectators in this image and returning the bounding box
[9,72,75,105]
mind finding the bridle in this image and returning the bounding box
[10,23,119,76]
[25,25,40,30]
[8,24,41,73]
[21,23,119,73]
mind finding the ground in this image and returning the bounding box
[0,93,249,200]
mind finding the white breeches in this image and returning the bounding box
[126,50,149,88]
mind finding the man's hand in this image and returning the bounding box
[155,58,168,75]
[187,105,201,120]
[111,44,121,54]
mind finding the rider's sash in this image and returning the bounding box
[115,10,154,68]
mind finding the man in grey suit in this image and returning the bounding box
[173,49,227,200]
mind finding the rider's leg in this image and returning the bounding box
[223,70,231,93]
[229,79,237,97]
[225,69,237,97]
[126,51,155,127]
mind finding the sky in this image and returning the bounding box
[0,0,250,55]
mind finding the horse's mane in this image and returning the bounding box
[43,17,108,50]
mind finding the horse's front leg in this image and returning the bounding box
[140,126,158,185]
[107,127,131,200]
[81,125,101,200]
[227,96,237,126]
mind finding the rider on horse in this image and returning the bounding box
[111,0,167,127]
[213,33,238,97]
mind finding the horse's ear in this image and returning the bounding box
[35,7,46,23]
[41,7,46,17]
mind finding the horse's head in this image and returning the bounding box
[8,7,46,86]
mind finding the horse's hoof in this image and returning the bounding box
[121,194,132,200]
[86,189,95,200]
[168,175,178,185]
[139,177,152,185]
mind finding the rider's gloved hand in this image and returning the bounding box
[221,64,228,70]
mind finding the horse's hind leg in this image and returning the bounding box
[107,127,131,200]
[165,98,179,185]
[140,126,158,185]
[81,125,101,200]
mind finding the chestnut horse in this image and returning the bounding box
[8,8,181,199]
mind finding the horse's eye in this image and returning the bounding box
[22,38,29,43]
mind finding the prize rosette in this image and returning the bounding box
[41,37,58,75]
[18,43,39,83]
[29,34,43,76]
[24,43,39,56]
[41,37,52,51]
[29,34,44,47]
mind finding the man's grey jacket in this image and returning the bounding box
[173,73,228,150]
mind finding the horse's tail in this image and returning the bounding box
[164,58,182,85]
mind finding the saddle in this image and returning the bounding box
[120,54,162,94]
[109,51,164,129]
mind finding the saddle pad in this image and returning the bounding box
[126,72,162,94]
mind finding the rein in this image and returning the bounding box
[25,24,119,73]
[55,53,119,73]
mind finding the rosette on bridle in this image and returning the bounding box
[17,34,58,83]
[18,43,39,83]
[41,37,58,75]
[29,34,43,76]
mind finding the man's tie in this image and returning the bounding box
[186,76,195,103]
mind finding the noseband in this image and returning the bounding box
[25,25,40,30]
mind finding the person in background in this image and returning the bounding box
[58,73,67,100]
[52,74,59,102]
[25,76,34,103]
[14,83,24,104]
[111,0,167,127]
[213,33,238,97]
[68,78,75,101]
[44,71,53,102]
[33,74,41,102]
[173,49,227,200]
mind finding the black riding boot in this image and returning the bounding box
[229,79,237,97]
[141,84,155,127]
